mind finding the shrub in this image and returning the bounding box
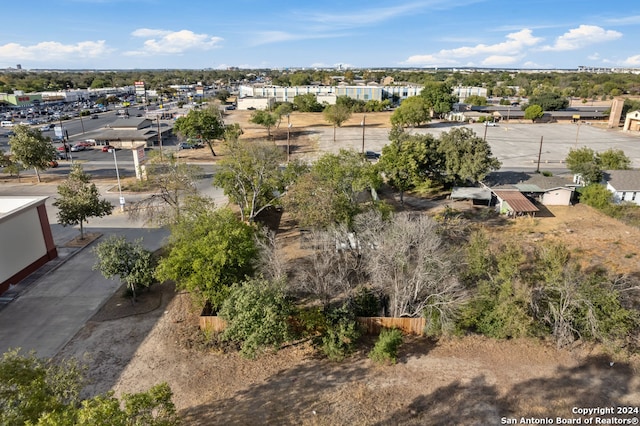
[369,328,403,364]
[219,278,294,358]
[320,304,361,361]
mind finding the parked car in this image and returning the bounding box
[70,144,86,152]
[102,145,115,152]
[48,160,59,168]
[178,142,193,150]
[485,121,498,127]
[56,151,68,160]
[40,123,55,131]
[56,144,69,152]
[365,150,381,160]
[91,114,99,119]
[76,141,93,148]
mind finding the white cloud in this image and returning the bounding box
[622,55,640,66]
[588,52,601,60]
[0,40,113,62]
[404,29,541,66]
[540,25,622,51]
[127,29,223,55]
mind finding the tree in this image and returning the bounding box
[128,153,204,226]
[219,278,294,358]
[216,89,230,103]
[282,150,382,228]
[565,147,601,184]
[249,109,278,138]
[323,103,352,142]
[526,92,569,111]
[273,103,293,128]
[155,207,257,309]
[524,104,544,122]
[8,124,57,182]
[437,127,502,184]
[0,349,178,426]
[53,164,113,239]
[597,148,631,170]
[93,236,156,303]
[420,81,458,117]
[213,140,305,222]
[579,184,613,209]
[390,96,431,128]
[465,95,488,106]
[293,93,323,112]
[356,212,467,329]
[377,128,438,204]
[173,106,225,157]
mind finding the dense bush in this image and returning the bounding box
[369,328,403,364]
[219,278,294,358]
[319,304,361,361]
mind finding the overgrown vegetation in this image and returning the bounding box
[369,328,403,365]
[0,349,179,426]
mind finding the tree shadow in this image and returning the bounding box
[374,355,636,425]
[180,359,369,425]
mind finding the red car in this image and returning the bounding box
[102,145,115,152]
[48,160,58,168]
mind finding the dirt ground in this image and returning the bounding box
[54,110,640,425]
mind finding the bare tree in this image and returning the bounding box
[356,212,468,331]
[127,155,205,225]
[294,225,361,309]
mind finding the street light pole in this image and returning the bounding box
[574,122,581,148]
[110,149,125,212]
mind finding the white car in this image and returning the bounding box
[485,121,498,127]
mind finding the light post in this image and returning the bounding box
[361,114,366,154]
[109,148,125,212]
[574,121,581,148]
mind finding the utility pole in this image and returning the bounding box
[157,115,164,160]
[361,114,366,154]
[536,135,544,173]
[286,114,291,162]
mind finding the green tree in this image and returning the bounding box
[8,124,57,182]
[249,109,278,137]
[173,106,225,157]
[219,278,294,358]
[289,72,312,86]
[323,103,352,142]
[216,89,230,103]
[437,127,502,184]
[273,102,293,128]
[524,104,544,122]
[377,129,437,204]
[282,149,382,228]
[420,81,458,117]
[293,93,323,112]
[390,96,431,128]
[526,92,569,111]
[213,140,305,222]
[155,207,257,309]
[597,148,631,170]
[565,147,601,184]
[53,164,113,239]
[579,183,613,209]
[465,95,488,106]
[93,236,156,303]
[0,349,178,426]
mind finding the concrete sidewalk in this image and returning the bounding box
[0,227,168,359]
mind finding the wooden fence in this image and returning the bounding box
[199,315,425,336]
[356,317,425,335]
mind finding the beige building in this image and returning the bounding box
[0,197,57,295]
[623,110,640,132]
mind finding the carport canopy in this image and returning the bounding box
[450,187,492,201]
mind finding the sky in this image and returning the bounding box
[0,0,638,70]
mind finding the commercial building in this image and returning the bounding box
[0,196,57,296]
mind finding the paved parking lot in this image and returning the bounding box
[310,121,640,170]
